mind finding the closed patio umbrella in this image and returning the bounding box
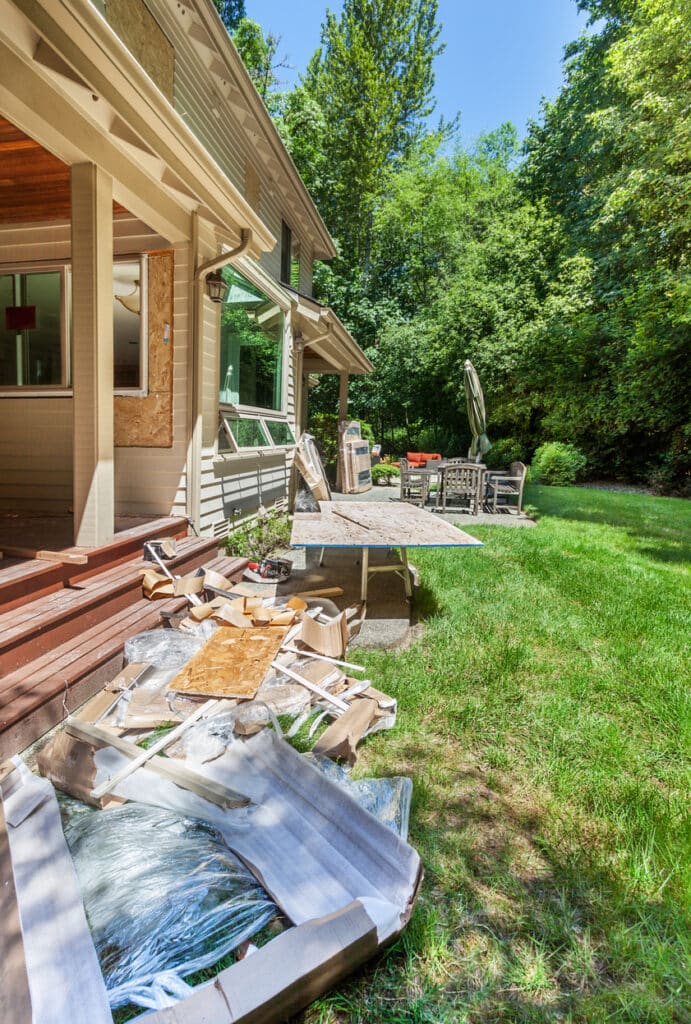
[464,359,491,462]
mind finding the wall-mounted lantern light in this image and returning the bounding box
[206,270,226,304]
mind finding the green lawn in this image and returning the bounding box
[298,485,690,1024]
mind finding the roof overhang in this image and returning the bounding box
[291,290,373,376]
[0,0,275,250]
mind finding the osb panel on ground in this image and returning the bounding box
[168,626,289,699]
[114,251,174,448]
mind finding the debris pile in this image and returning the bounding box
[0,548,421,1024]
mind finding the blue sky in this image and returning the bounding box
[246,0,589,145]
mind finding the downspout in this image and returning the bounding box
[187,227,252,534]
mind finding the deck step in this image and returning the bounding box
[0,535,220,675]
[0,516,189,614]
[0,553,247,759]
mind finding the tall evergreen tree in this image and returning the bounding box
[292,0,444,272]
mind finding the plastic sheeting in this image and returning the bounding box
[307,755,413,840]
[61,800,278,1010]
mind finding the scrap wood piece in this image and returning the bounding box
[0,544,88,565]
[312,696,379,766]
[168,626,289,699]
[37,730,126,809]
[300,609,348,659]
[0,798,32,1024]
[120,688,201,730]
[89,698,223,800]
[275,662,349,713]
[1,768,112,1024]
[63,719,249,810]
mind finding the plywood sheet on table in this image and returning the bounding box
[292,501,483,549]
[168,625,288,698]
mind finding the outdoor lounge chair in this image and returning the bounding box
[440,462,484,515]
[485,461,527,514]
[399,458,430,506]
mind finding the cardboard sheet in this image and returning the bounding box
[312,696,379,765]
[167,626,289,699]
[0,768,112,1024]
[300,611,348,659]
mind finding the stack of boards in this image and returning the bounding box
[339,421,371,494]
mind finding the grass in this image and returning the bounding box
[291,484,690,1024]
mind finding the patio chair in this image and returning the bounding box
[440,462,484,515]
[485,461,527,515]
[399,458,430,507]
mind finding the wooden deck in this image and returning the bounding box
[0,517,247,759]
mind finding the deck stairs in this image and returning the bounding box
[0,517,246,758]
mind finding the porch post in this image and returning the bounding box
[335,371,349,492]
[71,163,114,546]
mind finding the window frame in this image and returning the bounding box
[0,256,150,398]
[218,410,296,455]
[113,254,149,397]
[0,262,71,395]
[217,258,291,422]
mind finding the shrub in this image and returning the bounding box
[531,442,587,486]
[371,463,400,484]
[224,506,291,560]
[485,437,526,470]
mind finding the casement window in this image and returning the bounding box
[0,257,148,395]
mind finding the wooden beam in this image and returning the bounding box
[71,163,114,547]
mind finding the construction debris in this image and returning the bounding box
[2,547,416,1024]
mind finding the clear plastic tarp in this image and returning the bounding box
[61,799,278,1010]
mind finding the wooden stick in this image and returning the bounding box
[89,698,222,800]
[65,719,249,810]
[291,586,344,599]
[281,645,365,673]
[271,661,349,712]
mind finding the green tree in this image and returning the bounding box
[212,0,246,31]
[292,0,444,272]
[523,0,690,486]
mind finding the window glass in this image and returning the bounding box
[0,271,62,386]
[225,416,270,449]
[265,419,295,446]
[219,265,283,410]
[113,260,144,389]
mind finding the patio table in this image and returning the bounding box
[291,500,482,602]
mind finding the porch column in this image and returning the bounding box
[335,370,349,492]
[71,163,114,546]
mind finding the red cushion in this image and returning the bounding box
[419,453,441,462]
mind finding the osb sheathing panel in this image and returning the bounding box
[105,0,175,102]
[115,251,174,448]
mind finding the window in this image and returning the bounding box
[219,264,284,410]
[113,258,147,392]
[0,260,148,393]
[219,413,295,453]
[280,221,300,289]
[0,269,67,387]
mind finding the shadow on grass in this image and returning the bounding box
[290,737,687,1024]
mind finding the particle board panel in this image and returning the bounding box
[168,625,289,699]
[292,501,484,549]
[114,250,174,448]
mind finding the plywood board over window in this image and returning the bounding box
[114,251,174,447]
